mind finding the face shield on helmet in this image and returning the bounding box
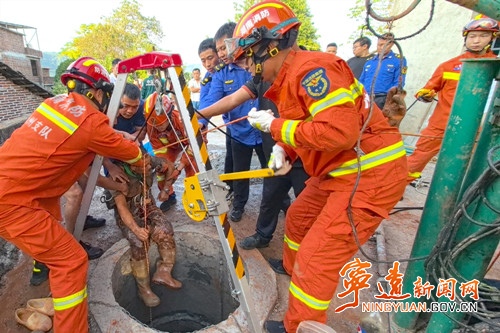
[463,17,499,37]
[61,57,114,113]
[228,0,301,81]
[462,17,499,53]
[144,92,175,128]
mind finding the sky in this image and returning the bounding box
[0,0,364,67]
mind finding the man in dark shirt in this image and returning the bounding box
[347,36,372,79]
[115,83,146,142]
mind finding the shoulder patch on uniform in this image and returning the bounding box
[215,63,225,72]
[395,53,401,58]
[453,64,462,71]
[301,67,330,100]
[201,75,212,86]
[401,66,408,75]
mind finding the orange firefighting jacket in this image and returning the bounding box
[265,50,407,196]
[147,110,194,183]
[0,93,142,220]
[417,50,496,130]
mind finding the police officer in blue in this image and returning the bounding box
[360,32,407,110]
[198,38,220,106]
[199,22,266,223]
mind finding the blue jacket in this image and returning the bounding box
[359,50,407,94]
[200,71,212,105]
[199,64,261,146]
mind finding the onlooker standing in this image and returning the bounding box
[347,37,372,79]
[109,58,121,84]
[188,68,201,110]
[359,33,407,109]
[141,69,165,100]
[325,42,338,54]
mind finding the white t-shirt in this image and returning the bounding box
[188,79,201,102]
[109,73,117,84]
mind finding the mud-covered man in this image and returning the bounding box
[108,154,181,307]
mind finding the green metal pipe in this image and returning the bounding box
[393,59,500,331]
[446,0,500,21]
[425,73,500,333]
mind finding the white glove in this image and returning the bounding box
[248,108,275,133]
[268,145,292,176]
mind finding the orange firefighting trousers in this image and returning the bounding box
[406,123,444,182]
[0,205,88,333]
[282,177,406,333]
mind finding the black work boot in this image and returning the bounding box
[30,261,49,286]
[79,241,104,260]
[230,208,244,222]
[268,259,289,276]
[160,193,177,212]
[265,320,287,333]
[84,215,106,230]
[240,233,271,250]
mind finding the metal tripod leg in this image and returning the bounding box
[168,66,263,333]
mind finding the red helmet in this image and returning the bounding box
[226,0,301,61]
[144,92,175,127]
[463,17,499,37]
[61,57,111,89]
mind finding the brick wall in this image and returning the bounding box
[0,27,25,53]
[0,73,44,123]
[0,27,43,85]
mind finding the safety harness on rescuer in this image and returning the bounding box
[225,0,301,83]
[463,16,499,54]
[61,57,115,113]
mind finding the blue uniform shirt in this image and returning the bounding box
[200,71,213,104]
[359,50,407,94]
[199,64,261,146]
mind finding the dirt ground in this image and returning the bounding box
[0,118,498,333]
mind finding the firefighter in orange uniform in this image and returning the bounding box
[407,17,498,182]
[0,57,144,333]
[228,2,407,332]
[144,92,198,211]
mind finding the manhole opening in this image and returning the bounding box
[112,232,240,332]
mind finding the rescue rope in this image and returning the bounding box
[345,2,435,265]
[381,131,443,140]
[195,109,249,146]
[141,157,153,325]
[146,115,250,157]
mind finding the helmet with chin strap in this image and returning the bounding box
[144,92,175,127]
[226,0,301,83]
[61,57,114,113]
[462,16,499,53]
[463,16,499,37]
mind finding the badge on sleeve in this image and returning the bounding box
[301,67,329,99]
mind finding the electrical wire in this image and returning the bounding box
[424,147,500,332]
[346,0,438,265]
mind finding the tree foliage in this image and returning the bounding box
[61,0,163,71]
[51,58,75,95]
[348,0,394,43]
[234,0,320,50]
